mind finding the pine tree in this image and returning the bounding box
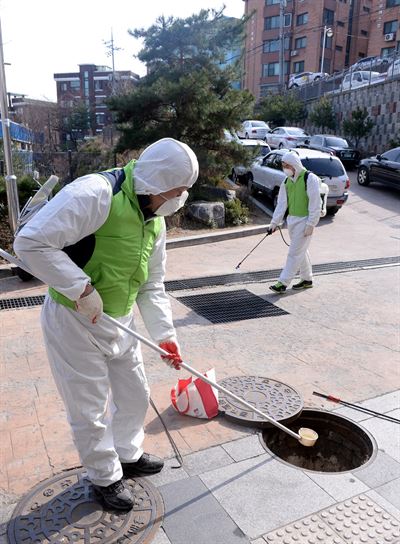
[108,9,254,185]
[309,97,336,132]
[342,108,374,148]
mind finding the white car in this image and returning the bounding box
[230,139,271,183]
[237,120,271,140]
[341,70,384,91]
[288,71,328,89]
[387,59,400,78]
[247,148,350,216]
[266,127,309,149]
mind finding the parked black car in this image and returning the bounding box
[301,135,361,169]
[357,147,400,188]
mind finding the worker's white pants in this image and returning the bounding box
[279,216,313,286]
[41,296,150,486]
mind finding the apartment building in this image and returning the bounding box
[242,0,399,100]
[53,64,139,140]
[367,0,399,58]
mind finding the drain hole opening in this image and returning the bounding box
[262,409,376,473]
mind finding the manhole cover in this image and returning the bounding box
[261,409,377,472]
[7,468,164,543]
[218,376,303,428]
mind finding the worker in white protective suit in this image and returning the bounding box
[267,150,321,293]
[14,138,199,511]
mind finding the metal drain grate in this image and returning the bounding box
[0,295,45,311]
[177,289,288,323]
[165,256,400,292]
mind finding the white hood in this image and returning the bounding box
[282,151,305,179]
[134,138,199,195]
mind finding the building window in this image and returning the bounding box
[95,80,104,91]
[95,97,105,106]
[293,60,305,73]
[323,8,334,25]
[295,36,307,49]
[386,0,400,6]
[263,37,290,52]
[335,45,343,51]
[60,83,68,91]
[381,46,396,57]
[321,32,333,49]
[337,21,345,27]
[96,114,105,125]
[262,62,289,77]
[363,6,370,12]
[296,13,308,26]
[265,16,280,30]
[70,81,80,90]
[265,0,280,4]
[361,30,368,36]
[383,20,398,34]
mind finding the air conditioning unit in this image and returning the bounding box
[290,50,298,57]
[384,33,395,41]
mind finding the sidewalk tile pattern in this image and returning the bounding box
[263,495,400,543]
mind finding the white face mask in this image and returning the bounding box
[283,167,295,178]
[155,190,189,216]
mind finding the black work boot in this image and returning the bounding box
[292,280,313,290]
[121,453,164,477]
[93,479,134,510]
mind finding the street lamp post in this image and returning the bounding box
[0,16,19,233]
[320,25,333,74]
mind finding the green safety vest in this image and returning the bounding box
[285,169,309,217]
[49,161,163,318]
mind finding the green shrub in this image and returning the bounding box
[224,198,249,226]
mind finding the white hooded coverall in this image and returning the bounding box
[270,151,321,287]
[14,138,199,486]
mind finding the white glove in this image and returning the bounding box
[304,225,314,237]
[75,287,103,324]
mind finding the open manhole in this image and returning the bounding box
[261,409,377,473]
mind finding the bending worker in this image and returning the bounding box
[14,138,199,511]
[268,150,321,293]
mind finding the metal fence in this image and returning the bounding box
[291,50,400,102]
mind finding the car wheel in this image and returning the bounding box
[231,169,239,184]
[247,173,257,195]
[357,166,370,186]
[16,267,34,282]
[273,187,280,209]
[327,206,340,216]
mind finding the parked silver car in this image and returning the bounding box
[266,127,309,149]
[237,120,271,140]
[230,139,271,183]
[248,148,350,216]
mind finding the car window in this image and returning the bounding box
[272,128,281,134]
[382,149,400,161]
[272,155,283,170]
[287,128,306,135]
[301,157,345,177]
[354,73,362,82]
[344,75,350,82]
[251,121,267,127]
[325,137,349,148]
[263,153,275,167]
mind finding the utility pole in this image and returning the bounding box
[0,16,19,233]
[104,29,122,96]
[278,0,287,90]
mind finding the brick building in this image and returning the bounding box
[54,64,139,142]
[242,0,400,100]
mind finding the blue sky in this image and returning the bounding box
[1,0,244,101]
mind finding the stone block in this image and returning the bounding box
[187,201,225,228]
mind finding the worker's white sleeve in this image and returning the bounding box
[13,175,112,301]
[306,173,322,227]
[136,223,176,343]
[270,182,288,227]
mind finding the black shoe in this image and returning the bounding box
[121,453,164,477]
[292,280,313,290]
[269,281,286,293]
[93,479,134,510]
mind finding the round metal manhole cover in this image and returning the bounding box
[7,468,164,543]
[218,375,303,428]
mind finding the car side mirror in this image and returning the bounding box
[304,139,310,145]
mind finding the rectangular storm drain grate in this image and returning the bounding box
[176,289,289,323]
[0,295,45,311]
